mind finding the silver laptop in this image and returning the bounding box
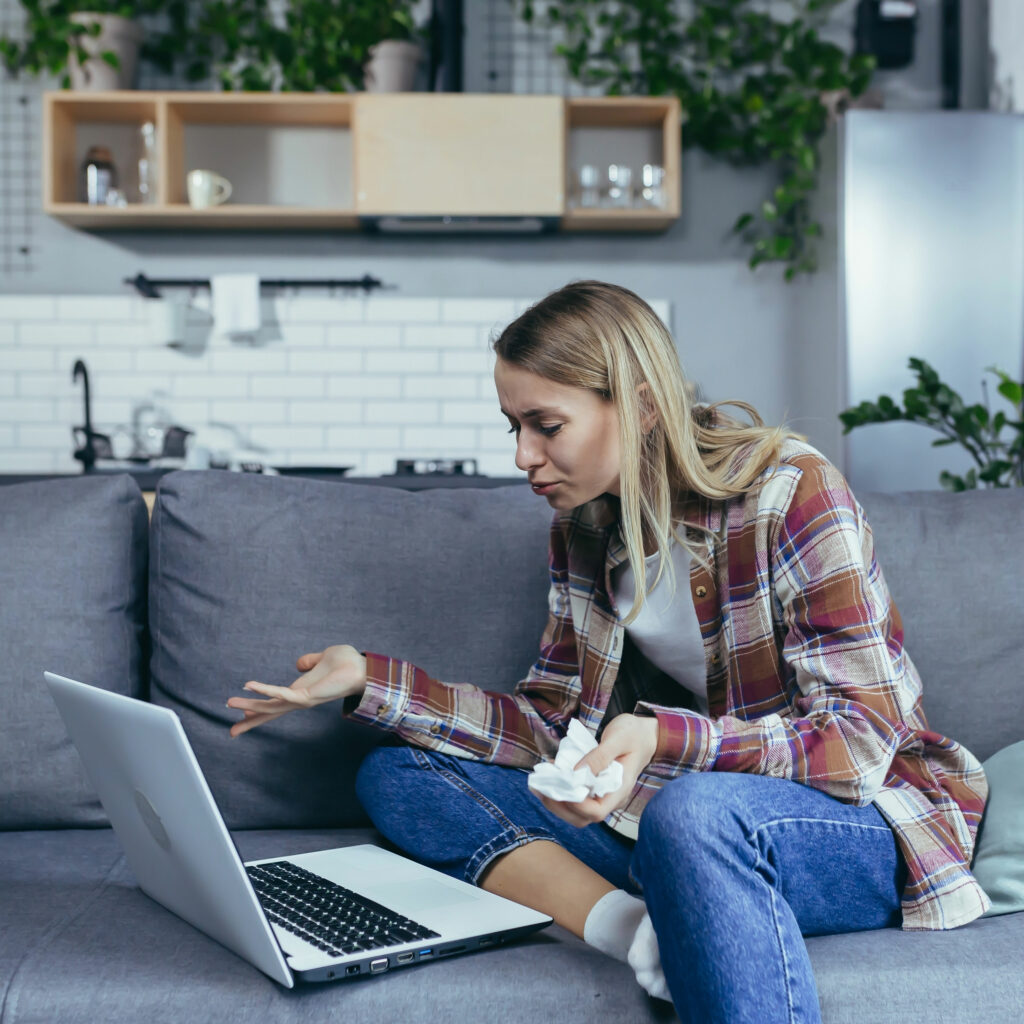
[43,671,551,988]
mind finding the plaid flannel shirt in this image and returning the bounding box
[348,439,990,931]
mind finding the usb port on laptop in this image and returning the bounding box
[418,949,433,959]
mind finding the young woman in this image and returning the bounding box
[227,280,990,1023]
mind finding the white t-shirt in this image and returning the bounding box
[609,536,709,716]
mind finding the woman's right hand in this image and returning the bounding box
[227,644,367,738]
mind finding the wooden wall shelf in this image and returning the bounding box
[42,91,680,233]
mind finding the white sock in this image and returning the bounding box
[626,910,672,1002]
[583,889,647,962]
[583,890,672,1001]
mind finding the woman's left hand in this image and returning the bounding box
[535,714,660,827]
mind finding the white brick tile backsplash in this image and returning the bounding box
[18,424,72,448]
[287,350,362,374]
[17,322,94,347]
[328,375,401,398]
[56,397,133,424]
[135,349,213,374]
[18,373,69,397]
[327,324,401,348]
[365,298,440,323]
[478,425,518,450]
[442,350,493,375]
[55,348,135,373]
[249,425,326,449]
[276,323,328,347]
[174,376,248,399]
[440,298,517,325]
[211,399,288,423]
[441,401,506,425]
[0,293,668,474]
[400,425,476,450]
[0,297,57,320]
[365,349,438,373]
[366,401,439,424]
[210,348,289,374]
[252,375,325,398]
[403,375,479,399]
[93,323,150,346]
[89,374,174,399]
[1,346,56,371]
[475,452,523,478]
[283,296,367,323]
[0,450,57,470]
[327,426,401,449]
[0,398,56,423]
[403,325,478,349]
[57,296,139,321]
[288,400,361,425]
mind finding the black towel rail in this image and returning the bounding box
[124,272,385,299]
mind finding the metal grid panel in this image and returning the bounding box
[483,0,607,96]
[0,0,37,277]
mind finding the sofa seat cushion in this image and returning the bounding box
[0,475,149,828]
[807,914,1024,1023]
[0,828,661,1024]
[2,828,1022,1023]
[148,472,551,830]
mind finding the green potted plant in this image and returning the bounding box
[839,358,1024,490]
[171,0,423,93]
[362,3,423,93]
[0,0,155,89]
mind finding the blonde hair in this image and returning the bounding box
[492,280,805,626]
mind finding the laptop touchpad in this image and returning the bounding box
[362,878,481,915]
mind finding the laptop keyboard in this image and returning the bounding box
[246,860,441,957]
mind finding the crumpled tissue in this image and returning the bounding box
[527,719,623,802]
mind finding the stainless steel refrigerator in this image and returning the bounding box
[840,109,1024,492]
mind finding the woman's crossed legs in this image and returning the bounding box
[355,744,904,1024]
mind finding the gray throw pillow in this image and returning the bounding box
[972,740,1024,917]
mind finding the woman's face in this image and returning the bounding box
[494,357,621,509]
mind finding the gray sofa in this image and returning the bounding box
[2,470,1022,1023]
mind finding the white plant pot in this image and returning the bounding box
[363,39,422,93]
[67,13,143,91]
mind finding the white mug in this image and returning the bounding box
[187,169,232,208]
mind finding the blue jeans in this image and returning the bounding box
[355,745,905,1024]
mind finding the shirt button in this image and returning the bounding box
[695,585,707,598]
[376,703,390,716]
[430,723,442,735]
[711,652,722,666]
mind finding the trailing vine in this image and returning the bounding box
[517,0,876,280]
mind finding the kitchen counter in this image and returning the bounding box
[0,470,528,490]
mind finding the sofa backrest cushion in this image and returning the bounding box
[148,472,552,830]
[0,474,149,829]
[857,487,1024,763]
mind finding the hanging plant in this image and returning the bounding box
[516,0,877,280]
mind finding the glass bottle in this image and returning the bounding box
[576,164,600,208]
[80,145,117,205]
[605,164,633,208]
[137,121,158,205]
[640,164,666,208]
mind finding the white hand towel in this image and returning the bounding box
[528,719,623,802]
[210,274,261,339]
